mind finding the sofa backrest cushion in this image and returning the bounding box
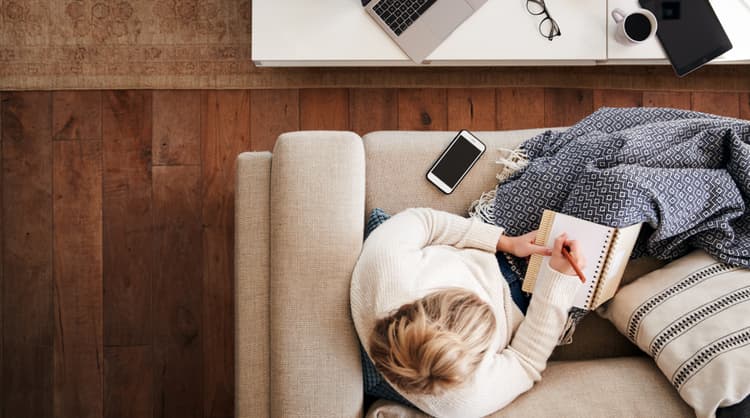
[363,129,547,217]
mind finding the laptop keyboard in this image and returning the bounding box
[373,0,438,36]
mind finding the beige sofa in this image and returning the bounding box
[235,129,695,418]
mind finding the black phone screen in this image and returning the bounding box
[431,134,483,188]
[639,0,732,77]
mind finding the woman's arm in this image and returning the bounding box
[366,207,505,253]
[507,261,581,373]
[366,207,552,260]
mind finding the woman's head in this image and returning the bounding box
[369,288,496,395]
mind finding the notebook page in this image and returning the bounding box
[538,212,614,309]
[592,222,643,309]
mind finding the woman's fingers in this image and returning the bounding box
[553,233,567,254]
[522,230,551,256]
[528,244,553,256]
[567,239,579,258]
[548,233,588,276]
[567,239,586,270]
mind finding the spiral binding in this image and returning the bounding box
[590,229,618,308]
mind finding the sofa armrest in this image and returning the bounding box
[270,132,366,417]
[235,151,272,418]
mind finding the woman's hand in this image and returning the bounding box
[496,230,552,258]
[549,233,587,276]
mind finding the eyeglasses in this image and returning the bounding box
[526,0,561,41]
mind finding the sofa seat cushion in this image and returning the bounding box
[366,357,693,418]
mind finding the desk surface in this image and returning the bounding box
[252,0,750,66]
[253,0,606,65]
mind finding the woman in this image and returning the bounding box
[350,208,586,418]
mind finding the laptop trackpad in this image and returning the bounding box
[423,0,472,34]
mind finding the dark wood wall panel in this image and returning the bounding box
[447,88,496,131]
[742,93,750,120]
[250,89,299,151]
[153,166,204,418]
[1,91,54,418]
[544,88,594,127]
[299,88,349,130]
[691,92,740,118]
[350,88,398,136]
[52,91,102,141]
[496,87,545,130]
[202,91,250,418]
[398,88,447,130]
[104,346,152,418]
[1,87,749,418]
[643,91,692,109]
[102,91,155,418]
[52,138,103,418]
[0,91,2,418]
[153,91,202,166]
[102,91,154,347]
[593,90,643,108]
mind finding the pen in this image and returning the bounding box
[561,245,586,283]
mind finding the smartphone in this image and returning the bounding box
[639,0,732,77]
[426,130,486,194]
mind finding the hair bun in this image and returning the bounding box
[370,289,496,395]
[386,308,474,394]
[411,329,472,393]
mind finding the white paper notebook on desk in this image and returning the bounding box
[522,210,643,310]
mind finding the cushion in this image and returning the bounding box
[269,132,366,417]
[366,357,693,418]
[363,129,553,217]
[599,250,750,418]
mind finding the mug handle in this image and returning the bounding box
[611,8,626,23]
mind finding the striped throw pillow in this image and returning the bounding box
[599,250,750,418]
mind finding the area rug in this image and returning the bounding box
[1,0,750,90]
[1,0,255,89]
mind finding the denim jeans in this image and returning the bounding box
[496,253,531,315]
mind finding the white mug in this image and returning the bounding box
[611,8,658,44]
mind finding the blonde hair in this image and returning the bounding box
[369,288,496,395]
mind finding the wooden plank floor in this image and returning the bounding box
[1,88,749,418]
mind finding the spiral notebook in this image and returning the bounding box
[522,210,642,310]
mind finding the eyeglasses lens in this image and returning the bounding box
[526,0,546,15]
[539,16,561,40]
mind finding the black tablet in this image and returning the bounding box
[639,0,733,77]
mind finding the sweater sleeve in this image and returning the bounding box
[412,262,581,418]
[366,207,504,254]
[508,261,581,373]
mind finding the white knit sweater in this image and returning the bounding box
[350,208,582,418]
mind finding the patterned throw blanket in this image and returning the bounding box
[489,107,750,271]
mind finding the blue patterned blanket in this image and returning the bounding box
[492,107,750,269]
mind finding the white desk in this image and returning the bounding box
[252,0,750,66]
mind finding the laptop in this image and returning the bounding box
[362,0,488,63]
